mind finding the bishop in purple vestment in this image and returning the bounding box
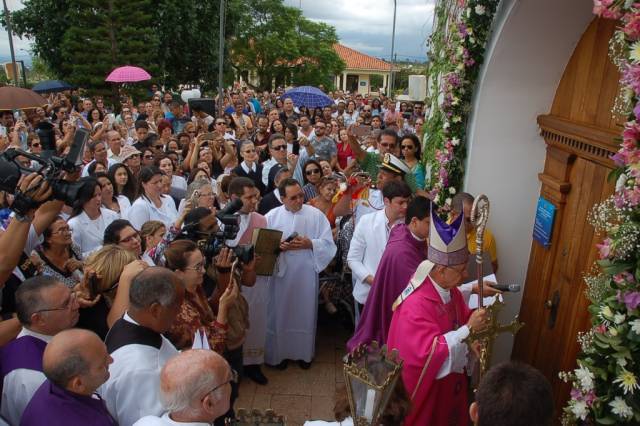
[347,197,431,351]
[20,329,117,426]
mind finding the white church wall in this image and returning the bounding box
[463,0,594,364]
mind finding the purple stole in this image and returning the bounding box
[20,380,117,426]
[0,335,47,397]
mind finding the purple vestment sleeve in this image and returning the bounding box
[347,225,427,351]
[20,380,117,425]
[0,336,47,396]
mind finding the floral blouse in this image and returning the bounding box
[165,285,227,353]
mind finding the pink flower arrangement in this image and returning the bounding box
[596,237,613,259]
[613,271,636,285]
[571,388,597,406]
[623,291,640,310]
[623,12,640,40]
[622,64,640,96]
[593,0,623,19]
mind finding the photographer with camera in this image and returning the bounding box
[225,177,269,385]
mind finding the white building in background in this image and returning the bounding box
[332,44,391,95]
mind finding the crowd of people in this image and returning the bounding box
[0,85,553,426]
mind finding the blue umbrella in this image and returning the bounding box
[282,86,333,108]
[32,80,76,93]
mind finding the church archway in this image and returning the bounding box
[463,0,596,364]
[464,0,622,414]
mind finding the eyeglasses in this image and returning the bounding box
[152,145,164,150]
[242,149,256,153]
[202,369,238,400]
[401,145,414,150]
[119,232,141,244]
[185,262,205,272]
[34,292,78,314]
[51,226,71,235]
[271,145,287,151]
[128,154,141,159]
[144,155,155,160]
[379,143,394,148]
[305,168,321,175]
[31,143,41,148]
[215,122,226,125]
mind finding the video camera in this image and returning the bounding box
[195,198,255,264]
[0,123,93,210]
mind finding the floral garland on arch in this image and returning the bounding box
[560,2,640,424]
[422,0,499,212]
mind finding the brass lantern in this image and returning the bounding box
[343,341,403,426]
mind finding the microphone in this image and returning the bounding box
[490,283,521,293]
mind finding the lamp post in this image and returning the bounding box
[217,0,226,117]
[389,0,397,98]
[2,0,19,87]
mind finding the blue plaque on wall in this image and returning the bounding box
[533,196,556,248]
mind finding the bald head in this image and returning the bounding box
[43,329,112,395]
[160,350,232,421]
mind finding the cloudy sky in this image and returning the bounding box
[284,0,435,61]
[1,0,435,64]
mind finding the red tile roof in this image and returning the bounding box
[333,44,392,72]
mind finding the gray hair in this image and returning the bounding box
[15,276,62,325]
[161,369,220,412]
[186,178,213,201]
[44,350,90,388]
[239,140,254,150]
[273,167,290,185]
[451,192,474,213]
[129,267,178,310]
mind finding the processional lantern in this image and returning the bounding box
[466,194,524,377]
[343,341,403,426]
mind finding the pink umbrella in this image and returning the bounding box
[105,66,151,83]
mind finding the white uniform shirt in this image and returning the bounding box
[67,208,120,259]
[0,328,52,425]
[127,195,178,230]
[347,209,401,304]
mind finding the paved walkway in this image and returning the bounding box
[236,317,352,426]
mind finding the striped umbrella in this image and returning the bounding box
[282,86,333,108]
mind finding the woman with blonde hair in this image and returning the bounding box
[76,245,148,338]
[139,220,166,265]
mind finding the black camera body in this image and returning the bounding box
[0,125,92,208]
[195,199,255,264]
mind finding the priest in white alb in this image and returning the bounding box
[265,178,336,369]
[101,267,184,426]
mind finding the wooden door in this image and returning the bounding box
[511,17,623,415]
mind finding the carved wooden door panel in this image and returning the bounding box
[512,17,621,415]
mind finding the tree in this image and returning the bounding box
[61,0,158,97]
[231,0,344,91]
